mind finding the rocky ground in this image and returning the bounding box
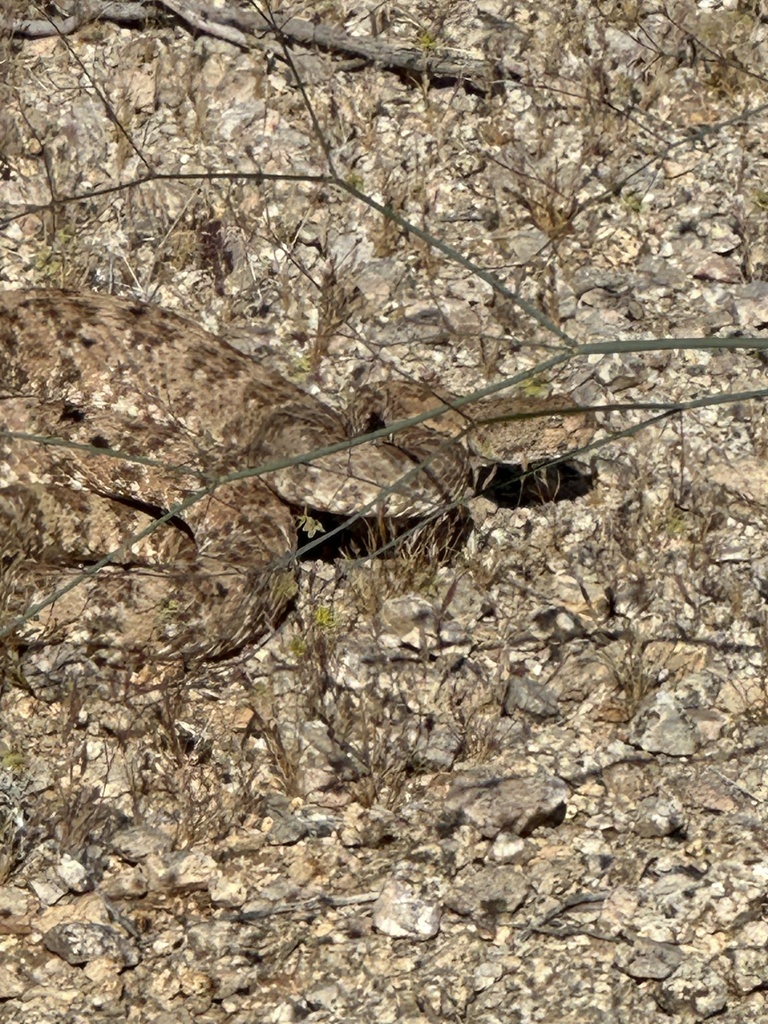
[3,1,768,1021]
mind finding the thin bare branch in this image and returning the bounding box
[5,0,501,92]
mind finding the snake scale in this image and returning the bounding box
[0,290,594,665]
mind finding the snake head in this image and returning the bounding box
[461,393,597,469]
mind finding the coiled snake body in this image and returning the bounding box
[0,291,593,664]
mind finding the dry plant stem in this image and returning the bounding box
[6,0,499,92]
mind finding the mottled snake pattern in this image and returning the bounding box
[0,291,594,664]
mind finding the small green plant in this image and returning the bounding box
[288,354,313,383]
[289,635,308,658]
[33,227,76,279]
[0,752,26,771]
[313,605,336,630]
[622,192,643,214]
[665,506,689,538]
[520,376,550,398]
[417,31,438,52]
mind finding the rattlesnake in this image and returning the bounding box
[0,290,594,664]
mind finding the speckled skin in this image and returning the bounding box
[0,290,594,664]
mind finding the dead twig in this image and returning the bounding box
[5,0,502,93]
